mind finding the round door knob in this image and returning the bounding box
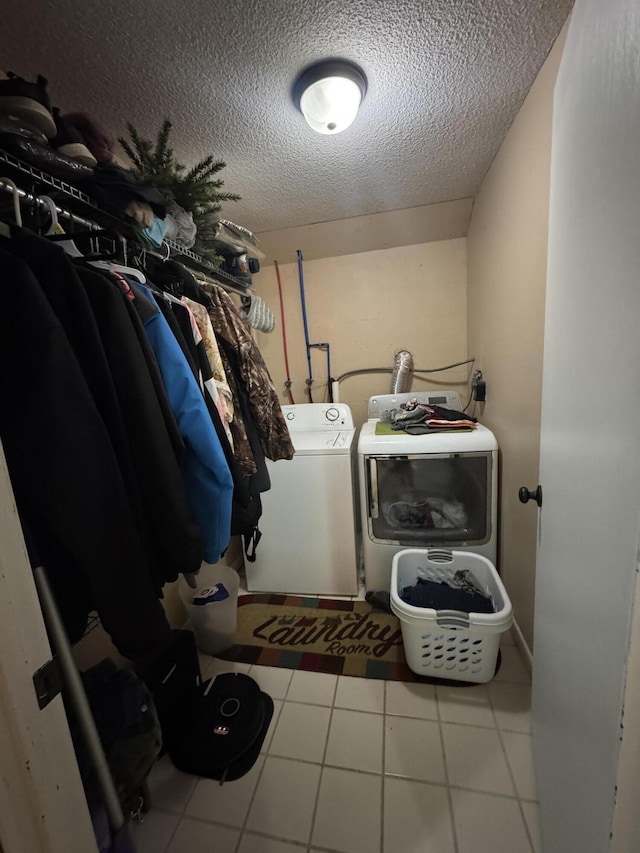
[519,485,542,507]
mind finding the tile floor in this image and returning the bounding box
[130,629,539,853]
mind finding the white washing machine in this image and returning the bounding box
[358,391,498,592]
[244,403,359,595]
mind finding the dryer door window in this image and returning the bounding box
[366,452,491,545]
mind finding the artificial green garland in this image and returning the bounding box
[119,118,240,262]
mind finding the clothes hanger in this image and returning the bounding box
[38,195,87,259]
[53,227,147,282]
[145,243,192,299]
[37,197,122,265]
[0,177,23,236]
[89,248,147,283]
[90,260,147,284]
[38,196,62,236]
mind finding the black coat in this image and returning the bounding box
[0,247,171,661]
[78,267,205,584]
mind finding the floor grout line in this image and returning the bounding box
[161,810,185,853]
[271,695,536,731]
[435,683,460,853]
[149,645,535,853]
[232,687,289,853]
[380,681,387,853]
[488,676,536,853]
[485,678,533,736]
[235,827,311,849]
[306,675,340,850]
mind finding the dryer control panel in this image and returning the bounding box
[282,403,354,430]
[367,391,462,420]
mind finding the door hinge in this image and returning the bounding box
[33,656,63,709]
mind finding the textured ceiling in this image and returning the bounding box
[0,0,571,234]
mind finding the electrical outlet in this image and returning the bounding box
[472,369,486,401]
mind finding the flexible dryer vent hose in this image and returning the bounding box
[390,350,414,393]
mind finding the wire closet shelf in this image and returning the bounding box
[0,148,253,296]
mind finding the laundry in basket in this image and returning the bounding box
[390,549,513,684]
[399,569,494,613]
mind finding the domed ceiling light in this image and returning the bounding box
[293,59,367,135]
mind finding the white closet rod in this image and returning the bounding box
[0,178,99,230]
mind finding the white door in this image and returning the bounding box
[0,442,97,853]
[531,1,640,851]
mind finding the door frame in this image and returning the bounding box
[0,441,97,853]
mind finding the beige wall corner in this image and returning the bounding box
[254,238,469,427]
[466,21,569,649]
[255,198,473,266]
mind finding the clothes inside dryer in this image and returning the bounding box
[371,454,490,544]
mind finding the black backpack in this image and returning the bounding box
[137,631,272,784]
[73,659,162,816]
[168,672,273,783]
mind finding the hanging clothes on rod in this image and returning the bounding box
[0,202,231,662]
[0,244,172,659]
[0,161,291,654]
[0,149,287,839]
[0,174,100,231]
[146,260,235,438]
[140,255,295,560]
[197,279,295,560]
[125,278,233,564]
[202,281,295,464]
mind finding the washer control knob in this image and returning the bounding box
[326,407,340,422]
[286,411,295,421]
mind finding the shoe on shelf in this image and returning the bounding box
[50,108,97,167]
[0,113,49,145]
[61,111,114,164]
[0,71,56,139]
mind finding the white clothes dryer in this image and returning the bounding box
[243,403,359,595]
[357,392,498,592]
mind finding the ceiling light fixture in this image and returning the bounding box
[293,59,367,135]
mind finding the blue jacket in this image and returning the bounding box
[132,282,233,563]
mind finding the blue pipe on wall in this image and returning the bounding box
[296,250,314,399]
[296,249,334,403]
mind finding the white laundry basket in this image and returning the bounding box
[390,549,513,683]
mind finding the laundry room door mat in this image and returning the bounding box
[216,594,469,684]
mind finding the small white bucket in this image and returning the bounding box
[179,563,239,655]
